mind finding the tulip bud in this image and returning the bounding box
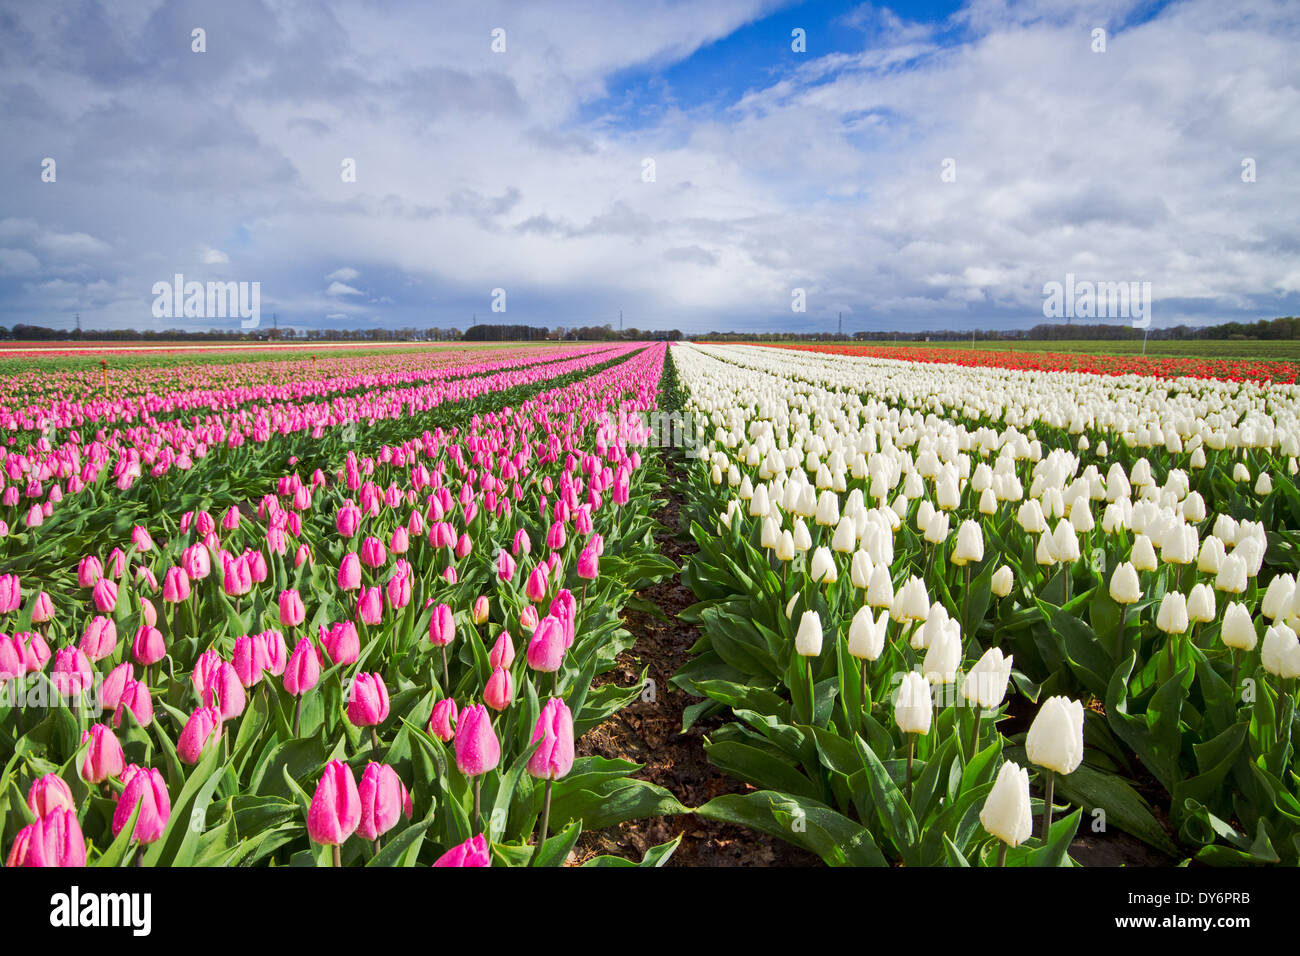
[794,610,823,657]
[283,637,321,696]
[279,589,306,627]
[527,615,566,672]
[951,520,984,566]
[454,703,500,776]
[963,647,1013,709]
[433,833,491,867]
[177,705,222,764]
[848,606,888,662]
[893,671,932,735]
[1220,601,1257,651]
[428,697,458,741]
[357,763,412,841]
[428,603,456,647]
[527,698,575,780]
[472,595,490,625]
[27,774,75,819]
[922,620,962,685]
[308,760,361,845]
[1025,696,1084,775]
[1262,622,1300,678]
[347,673,390,727]
[338,552,362,590]
[80,724,125,784]
[1109,562,1141,604]
[991,565,1014,598]
[484,665,515,711]
[980,760,1033,849]
[320,620,360,665]
[1155,592,1189,635]
[112,767,171,845]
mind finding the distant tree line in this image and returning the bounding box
[0,322,683,343]
[695,316,1300,343]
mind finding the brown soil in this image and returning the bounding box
[571,452,819,866]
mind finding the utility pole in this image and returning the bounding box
[619,310,623,332]
[837,312,842,339]
[75,313,81,333]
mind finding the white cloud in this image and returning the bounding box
[326,266,360,281]
[326,281,363,296]
[200,245,230,264]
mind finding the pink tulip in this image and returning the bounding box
[113,679,154,728]
[357,763,413,841]
[428,698,458,741]
[177,706,222,764]
[546,520,567,550]
[77,555,103,588]
[31,591,54,623]
[338,552,362,590]
[527,698,575,780]
[202,661,247,721]
[162,566,191,603]
[360,536,387,568]
[386,572,411,609]
[80,724,125,784]
[357,586,383,626]
[428,603,455,647]
[312,621,356,666]
[182,543,211,580]
[348,673,390,727]
[131,625,165,666]
[246,548,269,581]
[131,526,155,552]
[259,629,287,677]
[484,665,514,712]
[432,833,491,867]
[27,774,75,818]
[390,526,409,554]
[294,543,313,568]
[443,565,458,584]
[513,529,532,556]
[307,760,361,846]
[336,503,361,538]
[100,661,132,711]
[454,704,500,776]
[222,505,241,530]
[51,647,93,698]
[232,635,264,687]
[577,544,599,580]
[8,809,86,867]
[140,597,158,627]
[472,595,490,625]
[455,534,472,560]
[112,766,171,845]
[283,637,321,696]
[79,615,118,662]
[525,564,549,603]
[0,574,20,613]
[191,649,223,697]
[526,615,566,673]
[497,549,517,581]
[279,589,306,627]
[489,631,515,669]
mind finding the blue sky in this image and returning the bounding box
[0,0,1296,336]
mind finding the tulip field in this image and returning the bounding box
[3,339,1300,867]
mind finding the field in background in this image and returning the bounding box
[859,338,1300,362]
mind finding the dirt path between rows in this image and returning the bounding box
[571,451,819,866]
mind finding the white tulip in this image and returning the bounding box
[809,546,838,584]
[991,565,1014,598]
[1109,562,1141,604]
[848,606,888,661]
[980,761,1033,849]
[1220,602,1257,651]
[795,610,823,657]
[1025,696,1084,775]
[963,647,1013,709]
[1262,622,1300,678]
[893,671,933,735]
[1155,592,1189,634]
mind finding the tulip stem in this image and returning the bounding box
[996,842,1008,867]
[132,843,143,867]
[859,661,868,712]
[969,706,982,756]
[293,695,303,737]
[373,837,382,857]
[1041,770,1055,840]
[473,776,483,833]
[531,778,554,866]
[332,844,341,868]
[905,734,915,803]
[371,727,381,755]
[441,645,450,691]
[1230,650,1239,705]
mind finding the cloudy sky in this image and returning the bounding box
[1,0,1297,335]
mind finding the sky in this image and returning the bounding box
[1,0,1297,336]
